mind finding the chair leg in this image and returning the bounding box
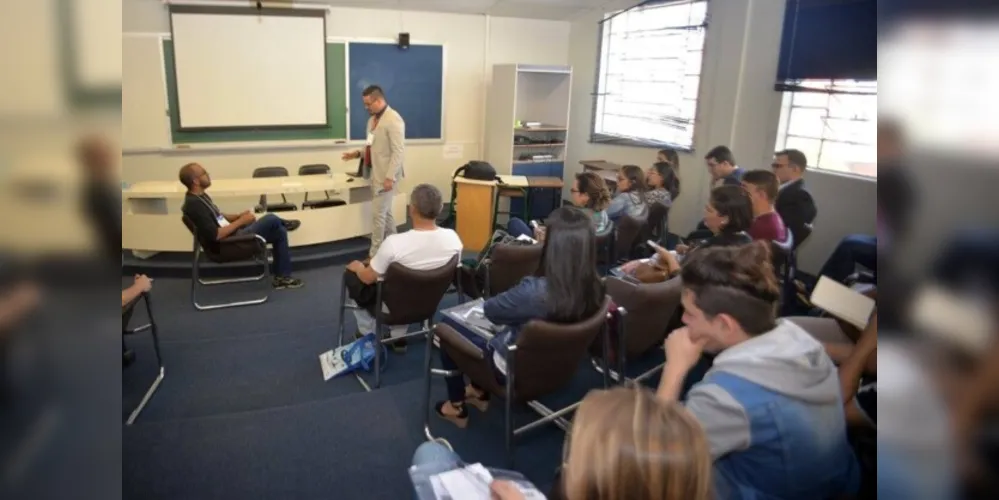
[423,325,436,442]
[337,280,348,347]
[505,361,516,469]
[126,293,165,425]
[191,248,269,311]
[519,401,577,434]
[616,308,628,384]
[373,283,384,390]
[483,265,491,299]
[601,314,612,389]
[127,367,164,425]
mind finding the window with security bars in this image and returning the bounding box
[592,0,707,150]
[775,80,878,178]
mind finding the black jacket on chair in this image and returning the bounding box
[775,180,817,247]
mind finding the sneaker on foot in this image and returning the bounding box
[273,277,304,290]
[389,338,408,354]
[282,219,301,231]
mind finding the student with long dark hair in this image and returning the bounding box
[606,165,649,221]
[620,185,753,279]
[435,206,606,428]
[646,161,681,208]
[657,148,682,199]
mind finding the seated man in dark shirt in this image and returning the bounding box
[772,149,817,247]
[178,162,303,289]
[688,145,745,239]
[705,145,745,187]
[741,169,790,244]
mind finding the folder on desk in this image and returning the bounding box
[441,299,499,340]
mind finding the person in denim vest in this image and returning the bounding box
[656,242,860,499]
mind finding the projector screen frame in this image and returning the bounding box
[168,4,329,132]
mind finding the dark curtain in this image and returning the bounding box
[775,0,877,90]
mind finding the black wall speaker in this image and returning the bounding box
[398,32,410,50]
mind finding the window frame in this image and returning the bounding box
[589,0,709,151]
[774,79,878,180]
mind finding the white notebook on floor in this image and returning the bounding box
[810,276,876,330]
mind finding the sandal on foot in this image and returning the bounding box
[434,401,468,429]
[464,388,490,412]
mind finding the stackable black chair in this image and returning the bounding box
[253,166,298,213]
[299,164,347,209]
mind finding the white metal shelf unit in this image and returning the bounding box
[484,64,572,220]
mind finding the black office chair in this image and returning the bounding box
[299,164,347,210]
[253,167,298,213]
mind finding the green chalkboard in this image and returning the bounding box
[163,40,347,143]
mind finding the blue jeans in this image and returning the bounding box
[818,234,877,284]
[412,441,460,469]
[440,326,491,403]
[242,214,292,277]
[506,217,534,239]
[411,442,461,498]
[933,229,999,294]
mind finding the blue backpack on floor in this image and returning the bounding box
[335,333,388,378]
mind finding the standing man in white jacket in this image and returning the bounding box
[342,85,406,258]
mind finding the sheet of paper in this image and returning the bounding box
[461,305,485,319]
[436,464,492,499]
[810,276,876,330]
[319,349,346,382]
[442,144,464,160]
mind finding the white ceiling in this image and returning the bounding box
[309,0,613,21]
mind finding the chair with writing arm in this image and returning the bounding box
[424,297,613,467]
[613,214,646,264]
[337,254,461,390]
[457,243,543,300]
[595,276,683,385]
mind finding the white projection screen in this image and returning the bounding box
[169,6,327,129]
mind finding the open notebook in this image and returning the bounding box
[809,276,876,330]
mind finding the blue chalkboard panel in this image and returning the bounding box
[348,43,444,141]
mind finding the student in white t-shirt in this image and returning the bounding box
[344,184,463,352]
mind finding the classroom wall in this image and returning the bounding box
[121,0,571,206]
[564,0,878,274]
